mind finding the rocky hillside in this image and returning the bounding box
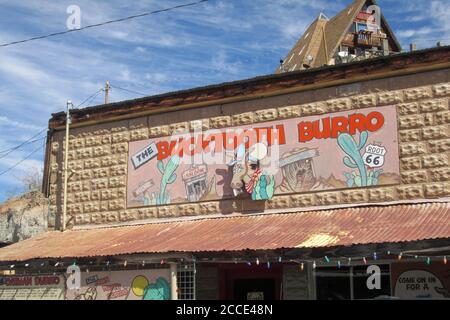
[0,191,50,245]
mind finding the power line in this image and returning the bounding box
[0,87,104,163]
[0,136,46,158]
[0,0,209,48]
[0,128,47,155]
[76,88,105,108]
[0,145,43,176]
[109,84,147,97]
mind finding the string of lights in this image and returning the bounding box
[0,0,209,48]
[2,251,448,273]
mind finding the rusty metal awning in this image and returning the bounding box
[0,202,449,262]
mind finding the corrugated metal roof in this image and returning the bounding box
[0,202,449,262]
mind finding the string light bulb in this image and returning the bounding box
[300,262,305,272]
[398,253,403,261]
[123,260,127,267]
[160,259,165,265]
[426,257,431,265]
[142,261,145,267]
[312,261,316,269]
[363,257,367,265]
[444,256,448,265]
[247,261,252,267]
[256,258,260,266]
[337,261,341,269]
[267,261,271,269]
[373,252,378,260]
[278,256,282,263]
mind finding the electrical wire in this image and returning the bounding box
[0,87,105,175]
[0,0,209,48]
[0,129,47,156]
[75,88,105,108]
[109,84,147,97]
[0,145,43,176]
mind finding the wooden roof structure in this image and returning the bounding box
[276,0,402,72]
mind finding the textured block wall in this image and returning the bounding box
[47,74,450,228]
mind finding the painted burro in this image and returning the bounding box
[1,0,450,300]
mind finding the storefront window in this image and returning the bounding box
[315,265,391,300]
[353,265,391,299]
[316,267,351,300]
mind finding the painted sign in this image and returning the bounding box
[127,106,400,208]
[65,269,171,300]
[0,275,64,300]
[391,263,450,299]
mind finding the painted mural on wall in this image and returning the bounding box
[65,269,171,300]
[127,105,400,208]
[0,275,64,300]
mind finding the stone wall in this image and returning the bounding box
[47,69,450,228]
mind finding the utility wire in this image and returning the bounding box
[0,128,47,155]
[0,136,46,158]
[0,86,104,166]
[0,145,43,176]
[109,84,147,97]
[0,0,209,48]
[75,88,105,108]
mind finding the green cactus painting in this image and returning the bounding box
[337,131,370,187]
[156,155,180,205]
[143,277,170,300]
[252,175,275,201]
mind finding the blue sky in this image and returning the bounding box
[0,0,449,201]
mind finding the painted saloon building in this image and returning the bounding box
[0,0,450,300]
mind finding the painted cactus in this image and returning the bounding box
[252,175,275,201]
[143,277,170,300]
[157,155,180,205]
[338,131,369,187]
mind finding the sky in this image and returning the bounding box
[0,0,449,202]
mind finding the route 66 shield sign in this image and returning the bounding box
[363,144,386,168]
